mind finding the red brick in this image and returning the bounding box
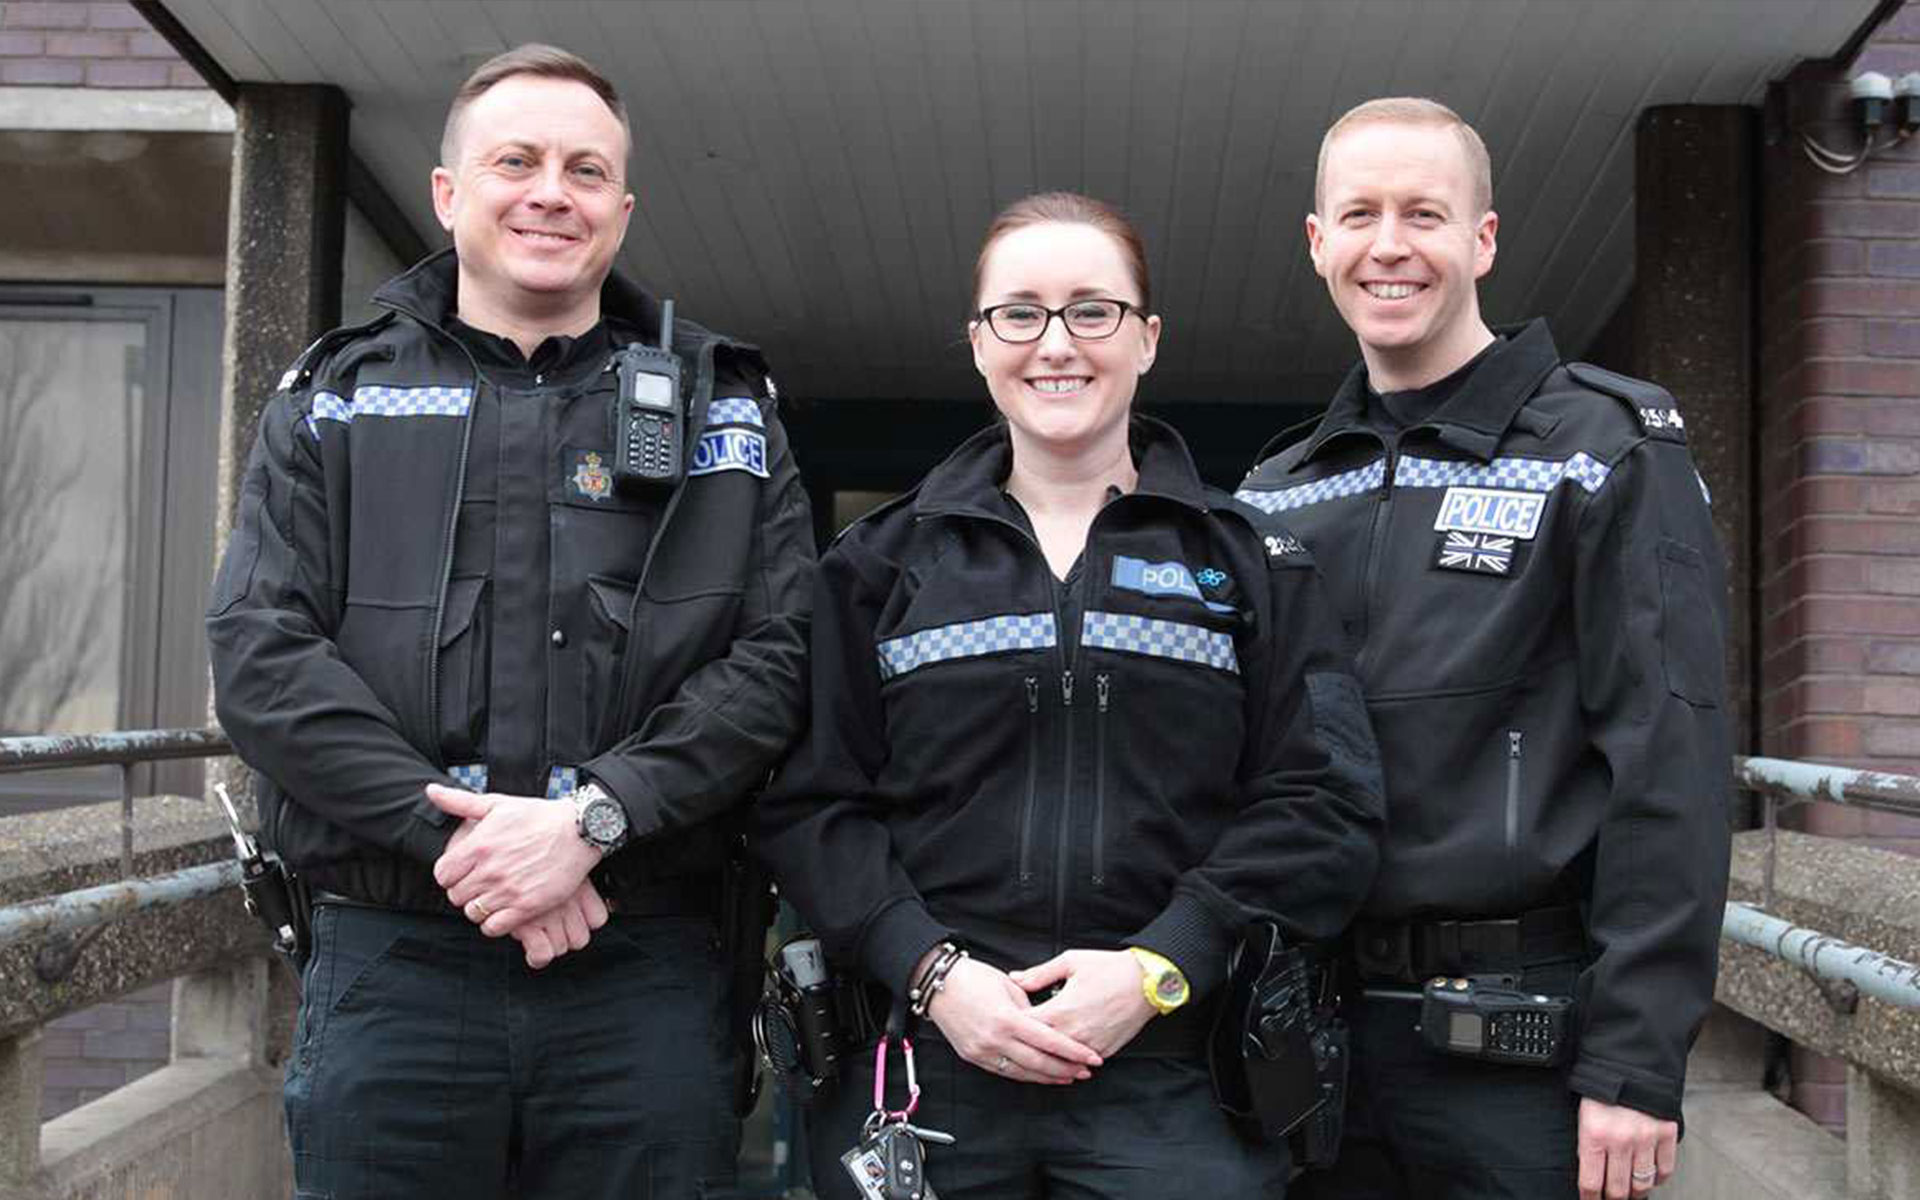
[1866,400,1920,438]
[1865,319,1920,358]
[1858,807,1920,838]
[84,57,167,87]
[1881,3,1920,39]
[1801,596,1920,635]
[1798,320,1866,358]
[44,30,124,55]
[0,31,45,53]
[1867,640,1920,674]
[1804,279,1920,317]
[166,62,206,88]
[1803,359,1920,397]
[1786,397,1871,437]
[1791,477,1867,515]
[1869,163,1920,200]
[1862,677,1920,714]
[1799,436,1920,475]
[1867,837,1920,857]
[87,3,147,30]
[127,29,174,57]
[1869,241,1920,278]
[1808,200,1920,239]
[1798,553,1872,590]
[1865,721,1920,756]
[3,3,90,29]
[1787,718,1866,758]
[1798,802,1868,838]
[1800,678,1865,713]
[1859,42,1920,76]
[0,57,81,83]
[1803,637,1870,675]
[1868,480,1920,515]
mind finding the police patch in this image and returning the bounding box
[568,449,613,501]
[1433,486,1546,541]
[1112,556,1203,601]
[689,428,769,478]
[1434,531,1514,576]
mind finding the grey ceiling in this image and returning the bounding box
[159,0,1879,404]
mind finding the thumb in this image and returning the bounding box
[1010,952,1074,993]
[425,782,495,821]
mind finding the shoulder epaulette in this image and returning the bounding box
[276,311,397,394]
[1566,362,1688,444]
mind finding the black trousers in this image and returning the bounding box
[1293,960,1582,1200]
[285,904,740,1200]
[805,1036,1289,1200]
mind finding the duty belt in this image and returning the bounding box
[1352,905,1586,983]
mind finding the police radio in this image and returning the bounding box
[612,299,683,491]
[1418,975,1572,1067]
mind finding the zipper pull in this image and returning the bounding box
[1509,730,1523,757]
[1096,673,1110,712]
[1061,670,1075,708]
[1025,675,1040,713]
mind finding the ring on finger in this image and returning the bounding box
[995,1054,1011,1074]
[1631,1167,1656,1187]
[468,898,490,922]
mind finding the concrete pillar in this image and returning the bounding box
[171,957,269,1066]
[0,1031,42,1184]
[1632,105,1758,754]
[209,83,349,803]
[1848,1066,1920,1200]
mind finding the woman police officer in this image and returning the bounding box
[754,192,1385,1198]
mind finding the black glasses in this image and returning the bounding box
[974,299,1149,344]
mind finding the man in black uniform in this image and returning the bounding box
[1237,98,1730,1200]
[207,45,813,1199]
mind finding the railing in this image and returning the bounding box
[1735,755,1920,911]
[0,727,231,874]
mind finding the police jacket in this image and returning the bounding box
[755,415,1384,1008]
[1235,319,1731,1121]
[208,249,815,911]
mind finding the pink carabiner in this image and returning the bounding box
[870,1034,922,1123]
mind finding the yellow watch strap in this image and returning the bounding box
[1128,946,1190,1015]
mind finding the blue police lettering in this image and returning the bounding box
[1433,487,1546,541]
[689,429,769,478]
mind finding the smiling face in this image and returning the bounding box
[431,73,634,332]
[969,221,1160,456]
[1306,119,1498,389]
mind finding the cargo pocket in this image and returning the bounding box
[436,576,489,758]
[1656,539,1720,707]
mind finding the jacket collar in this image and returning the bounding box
[1298,318,1562,464]
[914,413,1212,521]
[373,247,668,343]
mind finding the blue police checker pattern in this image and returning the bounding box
[305,385,474,436]
[875,613,1058,681]
[1080,611,1240,675]
[705,397,764,428]
[1393,452,1613,495]
[1233,460,1386,514]
[442,764,579,800]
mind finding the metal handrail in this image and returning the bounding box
[1734,755,1920,819]
[1724,902,1920,1011]
[0,862,239,951]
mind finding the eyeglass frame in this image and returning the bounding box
[972,298,1154,344]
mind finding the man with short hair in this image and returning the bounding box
[1237,98,1730,1200]
[208,44,813,1199]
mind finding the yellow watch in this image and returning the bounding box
[1128,947,1190,1015]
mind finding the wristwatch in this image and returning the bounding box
[1127,947,1191,1015]
[568,781,629,853]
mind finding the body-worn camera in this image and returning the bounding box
[1418,975,1573,1067]
[753,937,845,1098]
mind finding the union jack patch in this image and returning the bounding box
[1434,531,1515,576]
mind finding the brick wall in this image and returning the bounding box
[1756,0,1920,1130]
[0,0,203,88]
[38,982,171,1120]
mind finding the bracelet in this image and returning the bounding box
[908,941,968,1016]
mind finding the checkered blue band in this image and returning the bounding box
[1234,460,1386,514]
[1080,611,1239,675]
[706,397,764,428]
[1394,452,1612,495]
[444,763,578,800]
[304,386,472,435]
[876,613,1058,681]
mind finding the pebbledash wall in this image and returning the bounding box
[1756,0,1920,1130]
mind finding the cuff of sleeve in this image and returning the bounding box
[860,898,959,997]
[1127,891,1235,1001]
[400,799,457,865]
[1568,1056,1685,1125]
[577,757,667,842]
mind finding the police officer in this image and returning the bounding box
[755,191,1385,1199]
[206,45,813,1199]
[1236,99,1731,1200]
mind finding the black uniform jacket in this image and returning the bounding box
[755,416,1384,1005]
[207,249,815,910]
[1235,320,1731,1121]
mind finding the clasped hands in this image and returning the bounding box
[425,783,608,969]
[919,947,1158,1085]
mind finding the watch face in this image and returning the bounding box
[1154,972,1188,1005]
[582,798,626,846]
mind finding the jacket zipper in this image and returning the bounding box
[1053,667,1075,953]
[1352,435,1396,678]
[421,339,483,765]
[1090,673,1111,888]
[1505,729,1523,853]
[1017,675,1042,885]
